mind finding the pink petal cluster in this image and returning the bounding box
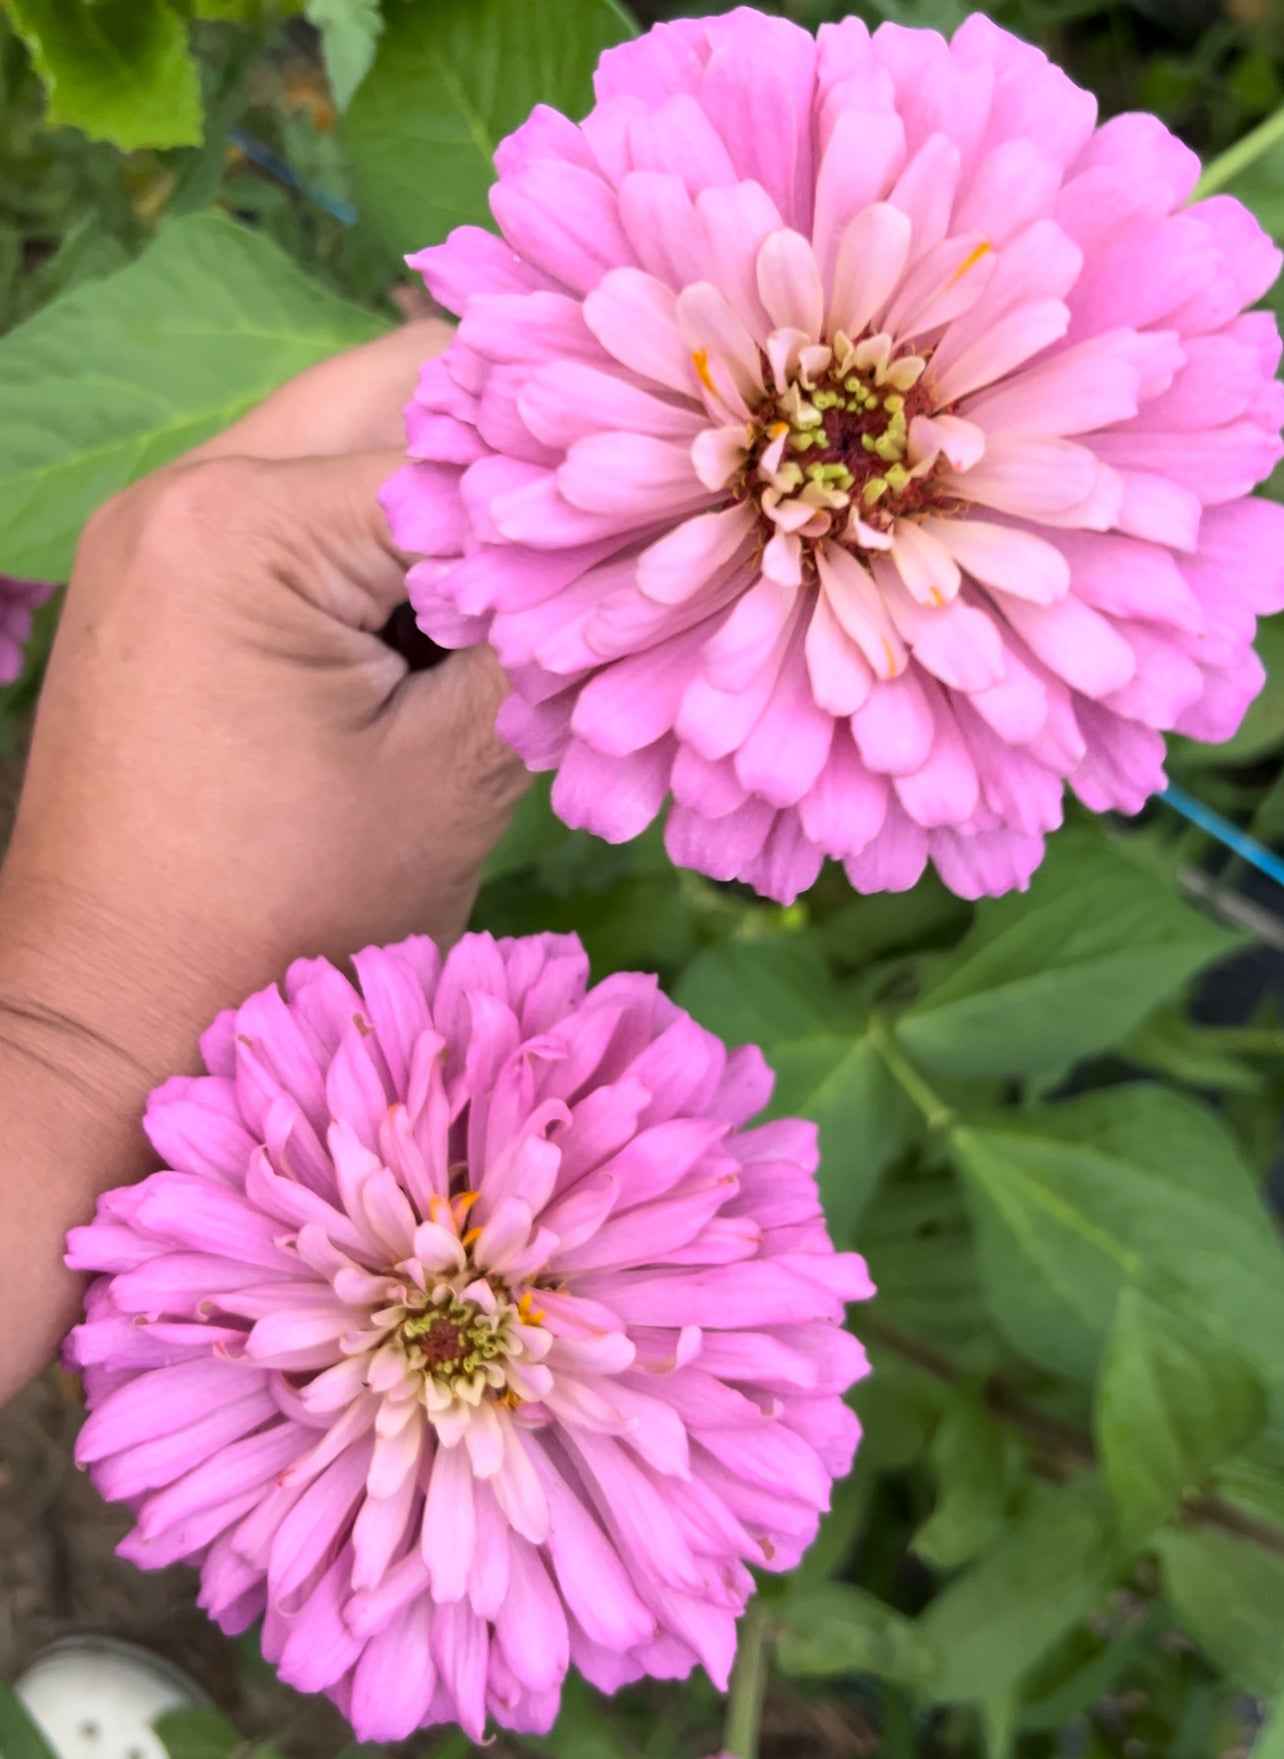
[0,575,54,685]
[383,7,1284,903]
[65,933,871,1742]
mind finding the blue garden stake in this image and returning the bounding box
[228,128,359,228]
[1161,781,1284,895]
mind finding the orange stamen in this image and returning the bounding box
[692,348,717,395]
[947,240,993,286]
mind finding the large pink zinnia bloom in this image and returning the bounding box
[0,575,54,684]
[383,7,1284,903]
[65,933,871,1742]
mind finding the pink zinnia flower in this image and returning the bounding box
[383,7,1284,903]
[65,933,871,1741]
[0,575,54,684]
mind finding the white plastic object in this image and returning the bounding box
[12,1639,208,1759]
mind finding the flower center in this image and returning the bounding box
[395,1285,516,1397]
[744,330,947,558]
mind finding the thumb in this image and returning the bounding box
[390,643,532,832]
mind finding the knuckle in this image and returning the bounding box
[134,457,263,564]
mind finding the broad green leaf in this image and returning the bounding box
[8,0,202,151]
[0,214,388,580]
[766,1034,916,1237]
[899,831,1239,1079]
[1094,1287,1264,1547]
[343,0,636,257]
[1020,1605,1164,1733]
[918,1475,1121,1704]
[912,1393,1019,1569]
[1255,1689,1284,1759]
[981,1695,1018,1759]
[860,1178,994,1368]
[850,1357,945,1472]
[0,1684,60,1759]
[775,1584,939,1686]
[820,873,971,966]
[1119,1006,1264,1095]
[954,1085,1284,1388]
[675,939,915,1233]
[187,2,308,14]
[151,1708,241,1759]
[306,0,384,111]
[674,934,843,1047]
[1211,1433,1284,1532]
[1156,1525,1284,1697]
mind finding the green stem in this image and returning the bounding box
[723,1600,771,1759]
[867,1016,955,1133]
[1195,101,1284,198]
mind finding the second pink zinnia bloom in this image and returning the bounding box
[65,934,870,1741]
[384,7,1284,902]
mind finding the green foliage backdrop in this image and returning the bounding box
[2,2,1284,1757]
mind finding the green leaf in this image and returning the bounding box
[306,0,384,111]
[8,0,202,151]
[918,1475,1121,1704]
[0,213,388,580]
[1155,1525,1284,1697]
[674,934,843,1046]
[912,1393,1019,1569]
[860,1178,991,1364]
[981,1694,1018,1759]
[1094,1287,1264,1548]
[343,0,636,257]
[0,1683,60,1759]
[766,1034,916,1237]
[775,1584,940,1686]
[675,939,915,1234]
[1118,1006,1264,1096]
[151,1707,242,1759]
[1020,1604,1164,1734]
[898,831,1240,1079]
[953,1085,1284,1389]
[1254,1688,1284,1759]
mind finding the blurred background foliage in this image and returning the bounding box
[3,2,1284,1758]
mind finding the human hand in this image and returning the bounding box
[0,320,525,1395]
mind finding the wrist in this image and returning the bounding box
[0,861,216,1108]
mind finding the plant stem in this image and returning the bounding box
[723,1600,771,1759]
[867,1016,956,1133]
[1195,101,1284,197]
